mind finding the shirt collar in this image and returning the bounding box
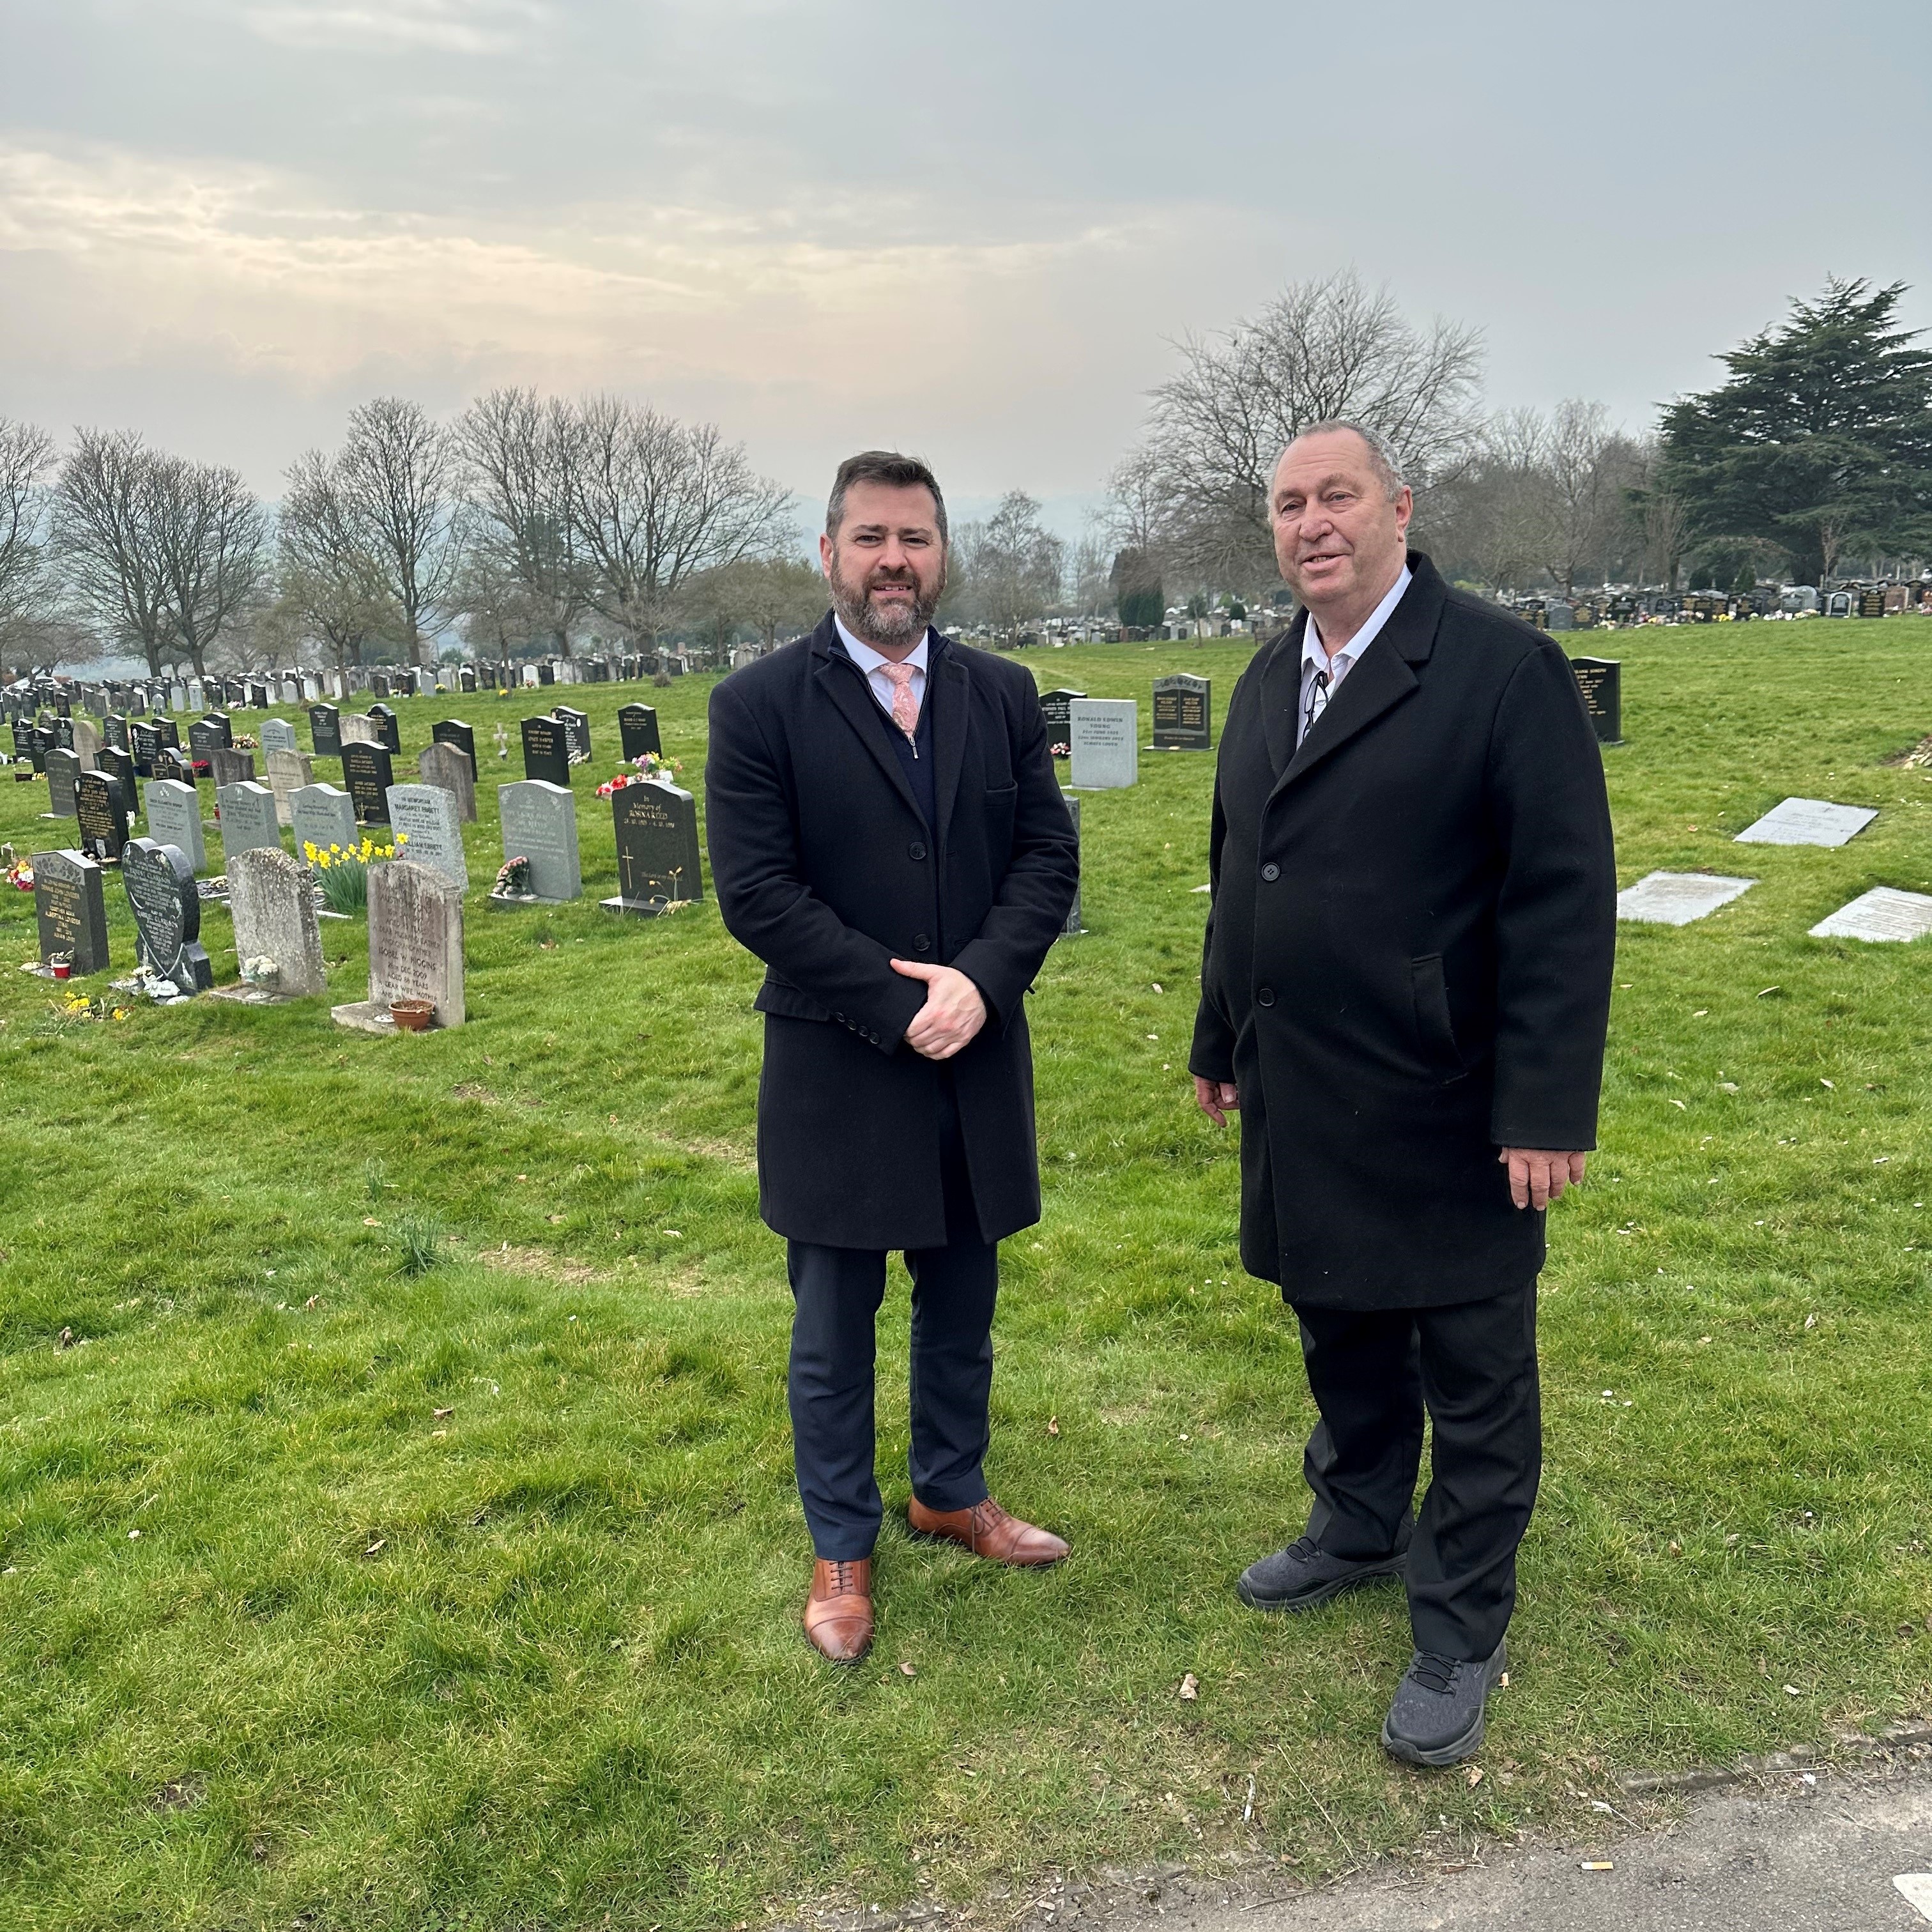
[835,613,931,676]
[1303,564,1413,669]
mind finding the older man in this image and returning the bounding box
[1189,422,1615,1765]
[706,450,1080,1664]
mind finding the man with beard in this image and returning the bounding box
[1189,423,1614,1765]
[706,450,1080,1662]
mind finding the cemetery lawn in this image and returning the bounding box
[4,623,1932,1932]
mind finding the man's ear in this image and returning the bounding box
[818,531,836,579]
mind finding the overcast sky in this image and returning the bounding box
[3,0,1928,537]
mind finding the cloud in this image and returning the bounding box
[233,0,549,54]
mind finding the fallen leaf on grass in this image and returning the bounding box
[364,1540,385,1558]
[1177,1673,1199,1701]
[304,1295,321,1309]
[362,1216,380,1227]
[898,1661,916,1678]
[433,1407,453,1420]
[1046,1416,1060,1438]
[1820,1079,1835,1090]
[1464,1765,1483,1788]
[57,1327,73,1349]
[1669,1100,1687,1110]
[546,1213,565,1224]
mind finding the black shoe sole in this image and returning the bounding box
[1380,1642,1506,1767]
[1236,1555,1406,1614]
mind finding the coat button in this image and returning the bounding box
[908,840,927,859]
[1261,862,1280,882]
[913,933,931,952]
[1257,986,1276,1008]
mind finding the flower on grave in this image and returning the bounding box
[494,855,532,896]
[395,832,408,844]
[5,861,33,891]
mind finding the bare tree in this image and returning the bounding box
[151,455,266,676]
[52,429,177,675]
[957,491,1065,643]
[568,396,794,647]
[448,544,552,661]
[0,418,57,657]
[336,397,461,667]
[278,448,399,668]
[687,556,824,653]
[1532,399,1638,596]
[1137,270,1485,586]
[454,387,588,656]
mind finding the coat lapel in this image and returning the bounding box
[1257,613,1308,778]
[929,636,968,846]
[810,617,924,822]
[1271,553,1448,797]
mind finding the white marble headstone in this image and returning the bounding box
[1808,887,1932,942]
[1069,698,1138,790]
[1734,797,1877,847]
[1616,871,1757,926]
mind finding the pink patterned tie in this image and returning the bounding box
[878,660,919,741]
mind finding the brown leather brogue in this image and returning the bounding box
[907,1495,1069,1567]
[803,1557,874,1662]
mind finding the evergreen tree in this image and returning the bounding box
[1659,279,1932,585]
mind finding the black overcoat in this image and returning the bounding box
[706,615,1079,1250]
[1188,553,1616,1310]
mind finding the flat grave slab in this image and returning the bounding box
[1616,871,1758,926]
[1808,887,1932,943]
[1734,797,1877,848]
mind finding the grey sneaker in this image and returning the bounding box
[1381,1642,1508,1767]
[1236,1536,1407,1613]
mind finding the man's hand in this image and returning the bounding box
[1194,1075,1240,1127]
[1499,1147,1586,1211]
[891,960,987,1061]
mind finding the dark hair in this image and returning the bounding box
[825,450,948,544]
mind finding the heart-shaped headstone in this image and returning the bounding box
[122,837,211,994]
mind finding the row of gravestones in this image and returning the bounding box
[1617,797,1932,942]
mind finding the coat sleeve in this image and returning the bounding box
[1187,772,1236,1084]
[1485,643,1617,1149]
[705,674,927,1055]
[949,677,1080,1025]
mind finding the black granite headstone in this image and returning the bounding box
[97,745,138,815]
[130,720,161,777]
[431,718,477,777]
[342,742,395,824]
[1038,689,1086,751]
[75,770,130,863]
[1152,673,1212,751]
[33,848,109,974]
[459,665,477,694]
[366,704,401,753]
[552,705,591,764]
[520,716,571,787]
[105,712,130,753]
[602,781,704,916]
[190,714,233,758]
[369,672,391,699]
[618,703,662,762]
[1568,657,1623,744]
[309,702,342,758]
[122,837,211,993]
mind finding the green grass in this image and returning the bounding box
[2,623,1931,1931]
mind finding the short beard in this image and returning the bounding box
[828,555,944,649]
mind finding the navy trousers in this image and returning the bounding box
[785,1075,1000,1559]
[1294,1282,1541,1660]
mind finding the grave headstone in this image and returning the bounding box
[309,702,342,756]
[618,703,662,762]
[104,713,130,753]
[416,740,477,823]
[1616,871,1757,926]
[1057,792,1084,938]
[537,661,555,687]
[1151,674,1212,751]
[553,705,592,763]
[497,780,581,901]
[227,846,326,996]
[154,746,196,787]
[1068,698,1138,790]
[459,666,477,694]
[264,747,315,827]
[122,837,211,994]
[365,704,401,753]
[33,848,109,974]
[1857,589,1886,621]
[207,746,256,789]
[369,672,391,699]
[217,781,282,863]
[333,860,464,1030]
[1038,688,1086,750]
[521,715,571,786]
[45,746,80,818]
[190,712,233,754]
[430,718,477,777]
[1734,798,1877,848]
[143,778,207,873]
[385,783,468,890]
[130,719,162,777]
[75,771,130,863]
[1568,657,1623,744]
[338,712,383,747]
[96,746,138,815]
[1809,887,1932,943]
[291,782,359,862]
[604,780,703,915]
[72,717,103,768]
[342,742,395,823]
[259,717,298,755]
[521,664,541,689]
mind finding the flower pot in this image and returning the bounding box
[389,998,435,1032]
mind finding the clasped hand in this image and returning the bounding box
[893,960,986,1061]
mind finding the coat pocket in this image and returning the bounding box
[1409,954,1467,1083]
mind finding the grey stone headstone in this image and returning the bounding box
[1809,887,1932,943]
[1734,798,1877,848]
[1616,871,1757,926]
[604,780,702,915]
[259,717,298,755]
[71,717,103,769]
[416,741,477,823]
[228,846,326,995]
[1068,698,1138,790]
[264,747,315,827]
[217,781,282,864]
[498,779,581,901]
[290,782,359,862]
[144,778,207,873]
[365,859,464,1027]
[208,746,256,789]
[45,746,80,817]
[385,782,468,889]
[32,849,109,975]
[338,712,384,747]
[122,837,211,994]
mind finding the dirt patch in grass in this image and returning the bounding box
[475,1243,610,1287]
[450,1082,500,1103]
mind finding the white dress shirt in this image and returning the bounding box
[1297,564,1413,746]
[835,614,931,724]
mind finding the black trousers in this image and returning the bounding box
[785,1075,999,1560]
[1294,1282,1540,1660]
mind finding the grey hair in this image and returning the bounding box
[1276,420,1407,500]
[825,449,949,544]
